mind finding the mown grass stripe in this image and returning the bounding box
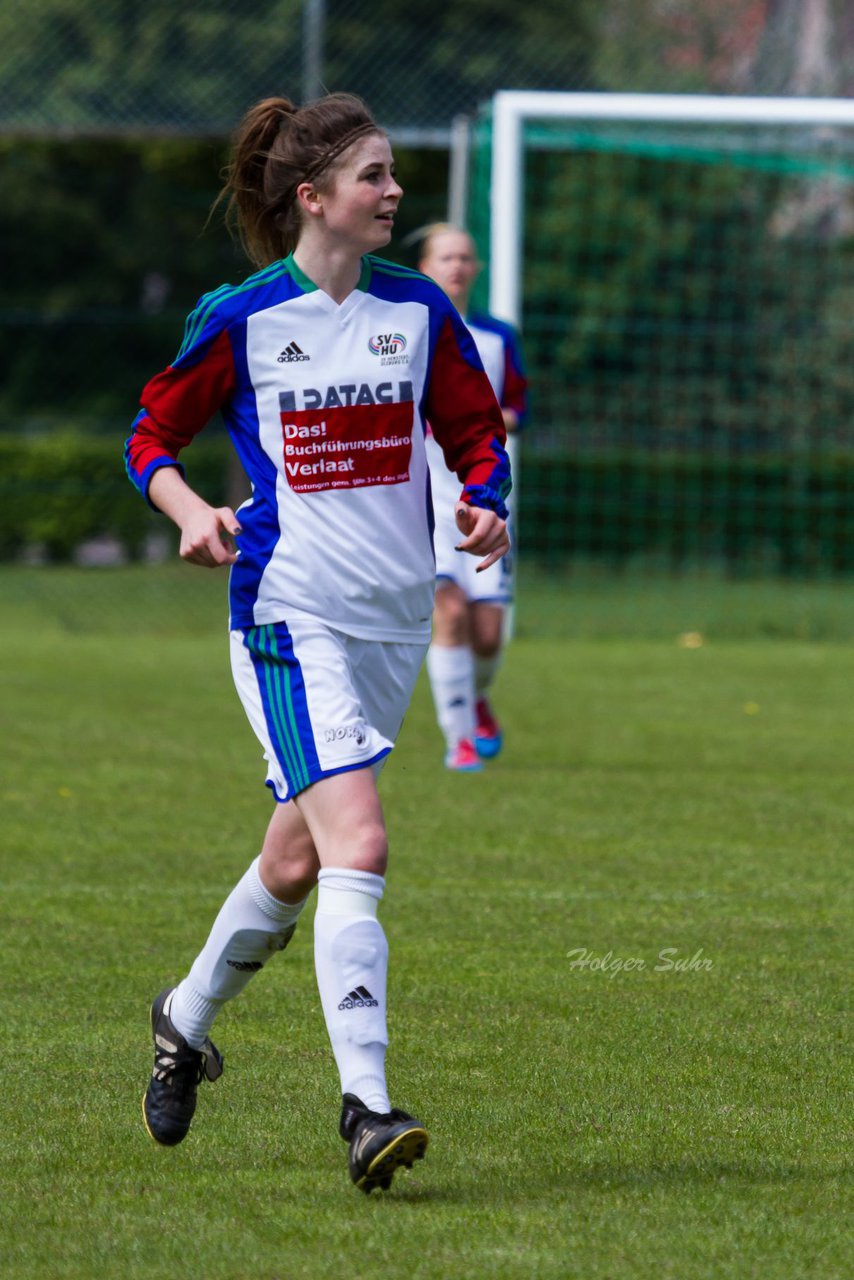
[3,573,854,1279]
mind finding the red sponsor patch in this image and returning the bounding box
[281,402,414,493]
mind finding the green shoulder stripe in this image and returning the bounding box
[177,259,292,359]
[368,257,431,282]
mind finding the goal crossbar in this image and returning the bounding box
[489,91,854,326]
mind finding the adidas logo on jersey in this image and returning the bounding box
[338,985,379,1011]
[277,341,310,363]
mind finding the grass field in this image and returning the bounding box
[1,564,852,1279]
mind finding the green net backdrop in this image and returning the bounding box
[468,112,854,577]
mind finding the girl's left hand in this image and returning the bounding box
[454,502,510,572]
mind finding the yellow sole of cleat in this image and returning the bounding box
[356,1126,429,1193]
[141,1093,158,1143]
[141,1093,185,1147]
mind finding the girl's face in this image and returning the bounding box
[420,231,480,308]
[314,133,403,254]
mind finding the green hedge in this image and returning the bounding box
[3,434,854,577]
[518,451,854,576]
[0,432,232,561]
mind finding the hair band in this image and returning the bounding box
[302,121,380,183]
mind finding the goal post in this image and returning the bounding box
[471,91,854,582]
[488,91,854,327]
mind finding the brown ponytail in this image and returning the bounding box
[216,93,382,268]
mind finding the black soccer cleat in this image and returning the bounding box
[142,987,223,1146]
[339,1093,429,1193]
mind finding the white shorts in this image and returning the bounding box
[231,616,427,802]
[426,433,513,605]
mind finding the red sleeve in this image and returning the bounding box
[124,328,237,503]
[426,313,508,495]
[502,345,528,421]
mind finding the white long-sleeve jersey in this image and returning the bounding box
[125,254,511,642]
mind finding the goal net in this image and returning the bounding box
[465,92,854,578]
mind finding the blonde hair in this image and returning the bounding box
[408,221,473,261]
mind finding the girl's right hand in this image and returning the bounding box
[178,504,242,567]
[454,501,510,572]
[148,467,242,569]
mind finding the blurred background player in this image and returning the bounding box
[417,224,528,770]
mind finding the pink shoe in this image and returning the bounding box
[445,737,483,772]
[475,698,503,759]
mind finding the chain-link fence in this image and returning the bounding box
[468,102,854,576]
[5,1,851,139]
[3,0,854,604]
[0,0,597,138]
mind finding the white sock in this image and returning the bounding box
[475,652,502,699]
[426,643,476,749]
[170,856,307,1048]
[313,867,390,1114]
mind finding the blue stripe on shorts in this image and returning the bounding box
[242,622,321,798]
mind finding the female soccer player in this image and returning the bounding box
[124,95,511,1193]
[417,224,528,770]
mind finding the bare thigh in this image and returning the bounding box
[259,767,387,902]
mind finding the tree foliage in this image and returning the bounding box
[2,0,853,457]
[0,0,598,133]
[0,136,448,431]
[0,0,302,131]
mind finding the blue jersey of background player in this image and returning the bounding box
[418,224,528,771]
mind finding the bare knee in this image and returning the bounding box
[294,770,389,878]
[433,583,470,647]
[260,804,320,903]
[471,601,504,659]
[345,820,388,877]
